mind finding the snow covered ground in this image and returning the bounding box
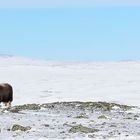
[0,55,140,140]
[0,55,140,107]
[1,101,140,140]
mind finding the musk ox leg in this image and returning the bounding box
[7,102,11,107]
[3,102,7,107]
[3,102,11,107]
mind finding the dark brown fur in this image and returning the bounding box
[0,83,13,104]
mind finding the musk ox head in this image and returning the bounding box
[0,83,13,107]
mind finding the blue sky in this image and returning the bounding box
[0,1,140,61]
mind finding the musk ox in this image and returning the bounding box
[0,83,13,107]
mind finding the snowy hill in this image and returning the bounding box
[1,55,140,140]
[0,55,140,107]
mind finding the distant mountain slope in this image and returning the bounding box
[0,54,67,66]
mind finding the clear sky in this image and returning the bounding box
[0,1,140,61]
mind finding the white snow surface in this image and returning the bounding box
[0,55,140,107]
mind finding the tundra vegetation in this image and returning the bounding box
[0,101,140,139]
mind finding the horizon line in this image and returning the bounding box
[0,54,139,63]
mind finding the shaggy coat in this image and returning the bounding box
[0,83,13,106]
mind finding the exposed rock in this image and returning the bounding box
[3,104,41,113]
[69,124,99,133]
[11,124,31,132]
[44,124,50,127]
[74,113,89,119]
[98,115,107,119]
[110,124,117,128]
[2,101,133,113]
[124,117,132,120]
[134,115,139,118]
